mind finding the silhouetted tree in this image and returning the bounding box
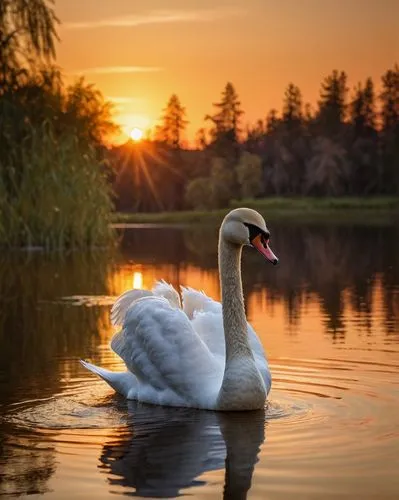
[350,78,376,132]
[348,78,378,193]
[266,109,280,134]
[379,65,399,194]
[155,94,188,149]
[282,83,303,129]
[206,82,243,155]
[153,94,189,209]
[316,70,348,137]
[245,120,266,155]
[380,65,399,131]
[303,103,314,125]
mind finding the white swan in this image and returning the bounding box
[81,208,279,411]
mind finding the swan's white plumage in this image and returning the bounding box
[111,289,152,326]
[152,279,181,309]
[80,360,138,398]
[84,281,271,408]
[181,286,220,318]
[111,280,181,327]
[110,295,224,408]
[82,207,275,410]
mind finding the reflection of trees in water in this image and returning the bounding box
[118,226,189,265]
[183,225,219,265]
[120,222,399,339]
[244,223,398,339]
[0,251,115,497]
[0,251,113,404]
[380,228,399,337]
[0,429,56,497]
[99,401,265,498]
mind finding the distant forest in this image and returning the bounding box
[112,69,399,212]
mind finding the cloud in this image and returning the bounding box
[64,8,241,30]
[72,66,163,75]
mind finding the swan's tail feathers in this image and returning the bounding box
[80,360,137,398]
[111,289,152,326]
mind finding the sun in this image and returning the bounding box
[130,127,144,142]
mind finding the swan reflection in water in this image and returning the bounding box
[99,400,266,498]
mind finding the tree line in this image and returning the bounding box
[120,67,397,212]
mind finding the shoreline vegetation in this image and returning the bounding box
[113,197,399,225]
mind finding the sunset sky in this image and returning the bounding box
[56,0,398,143]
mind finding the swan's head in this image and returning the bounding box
[221,208,279,265]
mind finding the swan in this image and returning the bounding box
[81,208,279,411]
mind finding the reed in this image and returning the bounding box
[0,122,115,250]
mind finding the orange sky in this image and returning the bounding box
[56,0,398,143]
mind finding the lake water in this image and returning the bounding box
[0,219,398,499]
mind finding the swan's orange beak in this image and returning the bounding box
[251,234,279,265]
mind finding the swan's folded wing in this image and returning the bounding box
[152,280,181,309]
[111,281,180,327]
[191,310,225,360]
[181,287,221,319]
[111,289,153,326]
[111,296,223,407]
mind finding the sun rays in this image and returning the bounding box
[113,140,183,212]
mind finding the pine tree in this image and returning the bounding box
[266,109,279,134]
[350,78,376,133]
[156,94,188,149]
[380,65,399,132]
[350,83,366,131]
[282,83,303,127]
[363,78,376,130]
[206,82,243,142]
[349,78,378,194]
[380,64,399,194]
[316,70,348,136]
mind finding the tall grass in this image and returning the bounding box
[0,122,115,250]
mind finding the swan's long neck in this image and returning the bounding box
[217,234,266,410]
[218,238,252,362]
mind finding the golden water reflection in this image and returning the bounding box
[0,222,398,498]
[104,262,397,366]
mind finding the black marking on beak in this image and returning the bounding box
[244,223,270,244]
